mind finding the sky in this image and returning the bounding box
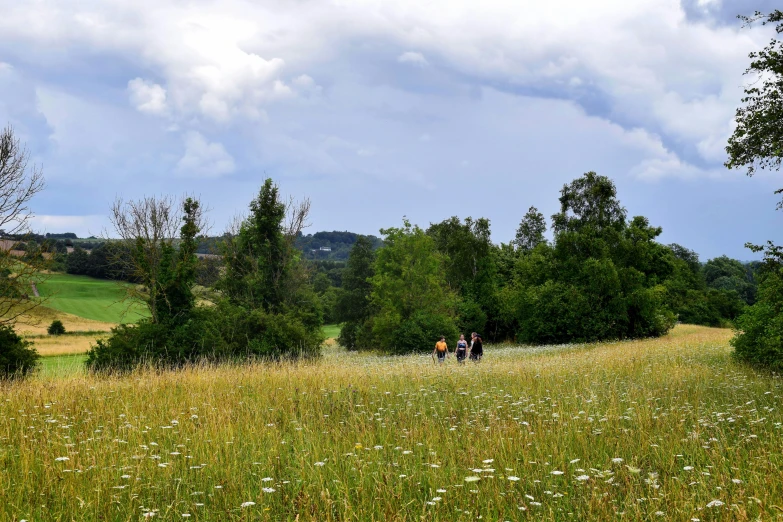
[0,0,781,260]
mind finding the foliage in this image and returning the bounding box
[337,236,377,349]
[514,206,547,252]
[427,216,498,338]
[86,302,322,372]
[368,220,460,353]
[725,10,783,207]
[510,173,676,344]
[0,324,38,379]
[732,242,783,370]
[47,319,65,335]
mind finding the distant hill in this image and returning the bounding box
[296,231,383,260]
[26,230,383,261]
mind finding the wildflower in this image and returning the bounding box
[611,458,623,464]
[262,477,273,482]
[575,475,590,481]
[732,478,743,484]
[241,502,256,508]
[432,497,442,501]
[706,500,724,508]
[625,465,642,474]
[482,459,494,464]
[464,476,481,483]
[262,487,276,493]
[683,466,694,471]
[402,450,412,455]
[436,489,447,493]
[55,457,69,462]
[314,462,325,467]
[508,476,520,481]
[570,459,580,464]
[181,515,191,518]
[550,470,564,476]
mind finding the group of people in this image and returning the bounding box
[433,333,483,364]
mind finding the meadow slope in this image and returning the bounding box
[1,325,781,521]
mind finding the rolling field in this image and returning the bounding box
[36,273,148,324]
[2,325,781,521]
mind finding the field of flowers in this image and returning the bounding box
[1,325,781,521]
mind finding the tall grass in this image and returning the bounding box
[1,325,781,521]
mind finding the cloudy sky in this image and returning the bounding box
[1,0,781,259]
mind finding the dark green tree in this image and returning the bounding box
[336,235,376,349]
[0,324,39,379]
[221,179,292,312]
[369,220,459,353]
[726,10,783,207]
[732,242,783,369]
[514,206,547,252]
[513,172,675,344]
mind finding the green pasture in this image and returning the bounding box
[36,273,148,324]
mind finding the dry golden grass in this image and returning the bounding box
[1,325,781,521]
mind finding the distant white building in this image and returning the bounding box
[319,246,332,252]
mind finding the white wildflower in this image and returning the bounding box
[706,500,724,508]
[240,502,255,508]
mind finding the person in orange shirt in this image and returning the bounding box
[433,336,449,364]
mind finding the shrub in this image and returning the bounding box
[0,324,39,379]
[732,255,783,370]
[86,301,324,373]
[47,320,66,335]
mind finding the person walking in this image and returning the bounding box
[455,334,468,364]
[433,336,450,364]
[469,332,483,362]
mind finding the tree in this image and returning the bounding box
[109,196,207,324]
[220,178,312,313]
[427,216,496,337]
[552,171,627,235]
[514,206,547,252]
[726,10,783,207]
[336,235,376,349]
[47,319,65,335]
[0,324,39,379]
[368,220,460,353]
[513,173,675,344]
[0,125,47,324]
[731,242,783,369]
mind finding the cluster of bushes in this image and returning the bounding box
[86,182,324,372]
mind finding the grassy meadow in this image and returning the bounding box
[1,325,782,521]
[36,273,148,324]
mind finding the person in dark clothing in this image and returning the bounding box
[469,332,483,362]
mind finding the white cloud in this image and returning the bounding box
[397,51,429,67]
[176,131,235,178]
[128,78,167,115]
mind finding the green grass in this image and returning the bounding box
[322,323,341,340]
[36,273,148,324]
[38,353,88,378]
[3,326,782,521]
